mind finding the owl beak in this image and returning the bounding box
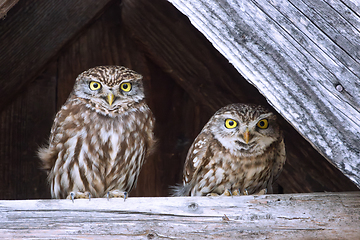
[243,128,251,144]
[107,92,115,106]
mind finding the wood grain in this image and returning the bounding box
[0,63,57,199]
[0,0,114,112]
[0,0,18,19]
[1,192,359,239]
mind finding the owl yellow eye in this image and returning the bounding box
[257,119,269,129]
[89,81,101,91]
[225,119,238,129]
[120,82,132,92]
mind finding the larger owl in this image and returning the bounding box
[38,66,155,199]
[172,103,285,196]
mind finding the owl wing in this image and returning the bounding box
[272,138,286,180]
[171,130,213,196]
[38,103,73,173]
[267,138,286,193]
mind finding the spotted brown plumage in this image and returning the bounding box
[38,66,155,199]
[172,103,286,196]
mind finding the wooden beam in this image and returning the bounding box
[122,0,265,113]
[1,192,359,239]
[0,0,18,19]
[0,0,115,113]
[0,62,56,199]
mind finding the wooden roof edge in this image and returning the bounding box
[0,0,18,19]
[0,0,115,113]
[167,0,360,188]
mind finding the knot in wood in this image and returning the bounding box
[187,202,198,211]
[335,84,344,92]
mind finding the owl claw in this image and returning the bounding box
[255,188,267,195]
[206,193,220,197]
[105,190,128,201]
[70,192,75,203]
[232,189,241,196]
[66,191,91,202]
[223,189,232,196]
[243,189,249,195]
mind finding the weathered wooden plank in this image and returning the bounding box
[0,0,114,113]
[0,0,18,19]
[167,0,360,187]
[0,192,359,239]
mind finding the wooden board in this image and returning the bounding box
[0,0,18,19]
[167,0,360,188]
[1,192,359,239]
[0,63,57,200]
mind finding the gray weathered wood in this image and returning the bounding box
[0,192,359,239]
[0,0,18,19]
[167,0,360,188]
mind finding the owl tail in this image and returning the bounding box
[37,145,58,174]
[169,183,192,196]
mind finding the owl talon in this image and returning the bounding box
[206,193,220,197]
[232,189,241,196]
[223,189,232,196]
[255,188,267,195]
[105,190,128,201]
[70,192,75,203]
[66,191,91,201]
[243,189,249,195]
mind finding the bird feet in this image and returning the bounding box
[222,188,267,196]
[66,191,91,202]
[105,190,128,201]
[255,188,267,195]
[206,189,248,197]
[206,188,267,197]
[223,188,249,196]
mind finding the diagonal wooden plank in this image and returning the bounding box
[0,0,114,113]
[0,0,18,19]
[168,0,360,188]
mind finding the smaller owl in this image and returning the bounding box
[172,103,286,196]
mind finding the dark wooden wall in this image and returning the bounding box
[0,0,358,199]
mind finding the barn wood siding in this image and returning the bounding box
[0,0,358,200]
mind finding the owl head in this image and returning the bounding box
[207,103,281,157]
[71,66,145,115]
